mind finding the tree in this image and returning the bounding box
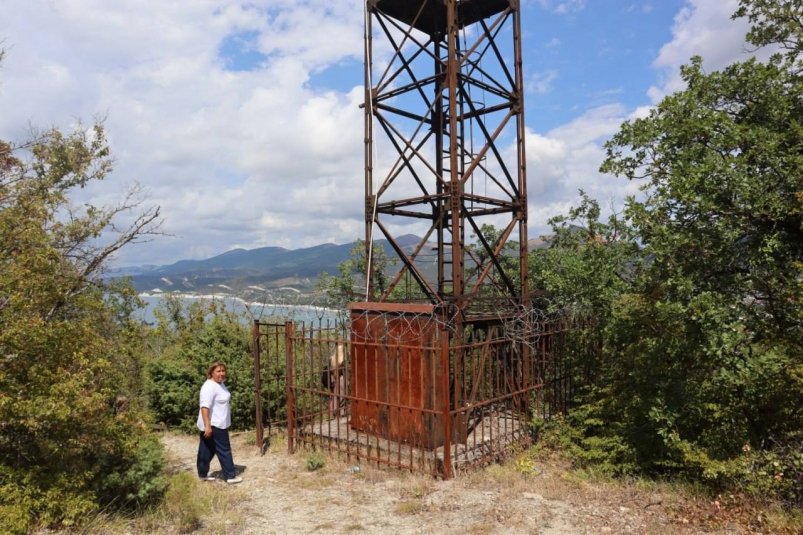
[602,53,801,338]
[588,0,802,502]
[0,123,164,532]
[735,0,803,71]
[467,223,521,296]
[528,1,802,506]
[317,239,396,312]
[529,192,639,315]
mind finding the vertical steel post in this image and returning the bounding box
[252,320,264,449]
[446,0,462,307]
[440,328,452,479]
[364,5,375,300]
[513,0,529,305]
[285,320,295,453]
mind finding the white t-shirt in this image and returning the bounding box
[196,379,232,431]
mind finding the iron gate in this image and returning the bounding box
[251,321,288,453]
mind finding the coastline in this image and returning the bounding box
[136,292,340,324]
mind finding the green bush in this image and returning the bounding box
[164,472,207,533]
[306,451,326,471]
[0,465,99,534]
[94,433,168,507]
[146,302,256,432]
[0,124,168,531]
[741,445,803,507]
[146,358,199,430]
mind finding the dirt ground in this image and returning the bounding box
[160,431,783,535]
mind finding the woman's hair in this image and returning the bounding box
[207,361,227,378]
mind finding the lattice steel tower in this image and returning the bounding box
[363,0,529,322]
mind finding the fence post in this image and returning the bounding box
[252,320,264,450]
[440,329,452,479]
[285,320,295,453]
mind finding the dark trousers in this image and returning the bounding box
[197,427,236,479]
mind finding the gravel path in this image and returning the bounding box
[161,431,747,535]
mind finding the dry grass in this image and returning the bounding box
[349,463,393,484]
[61,471,246,535]
[393,499,427,515]
[55,431,802,535]
[58,511,135,535]
[464,522,496,535]
[165,474,246,534]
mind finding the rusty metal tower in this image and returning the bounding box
[253,1,575,477]
[363,0,529,322]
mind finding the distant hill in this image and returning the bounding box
[113,235,417,294]
[112,233,548,295]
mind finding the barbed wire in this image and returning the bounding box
[147,284,593,352]
[254,296,593,353]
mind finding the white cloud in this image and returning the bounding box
[545,37,561,48]
[0,0,367,265]
[523,0,770,238]
[528,70,558,94]
[627,2,654,15]
[0,0,773,268]
[534,0,587,15]
[525,104,637,235]
[647,0,762,102]
[256,1,363,70]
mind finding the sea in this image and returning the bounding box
[136,293,340,326]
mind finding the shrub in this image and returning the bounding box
[146,358,199,430]
[164,472,207,533]
[0,464,98,534]
[94,433,168,508]
[146,303,256,432]
[306,451,326,471]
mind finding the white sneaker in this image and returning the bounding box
[225,476,243,484]
[200,475,216,481]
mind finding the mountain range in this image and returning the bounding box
[112,234,546,296]
[112,235,417,295]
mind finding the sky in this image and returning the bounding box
[0,0,762,267]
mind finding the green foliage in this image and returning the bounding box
[306,451,326,471]
[530,191,640,315]
[317,239,399,313]
[467,223,521,296]
[146,358,200,430]
[602,55,802,338]
[741,444,803,506]
[145,299,255,431]
[0,464,96,534]
[734,0,803,69]
[531,0,802,507]
[163,472,206,533]
[95,433,167,507]
[0,124,166,530]
[255,340,289,426]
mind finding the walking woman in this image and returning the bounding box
[196,361,242,484]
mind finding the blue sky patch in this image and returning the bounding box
[218,30,267,72]
[308,57,363,93]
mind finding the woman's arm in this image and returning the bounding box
[201,407,212,438]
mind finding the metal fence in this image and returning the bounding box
[252,309,590,478]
